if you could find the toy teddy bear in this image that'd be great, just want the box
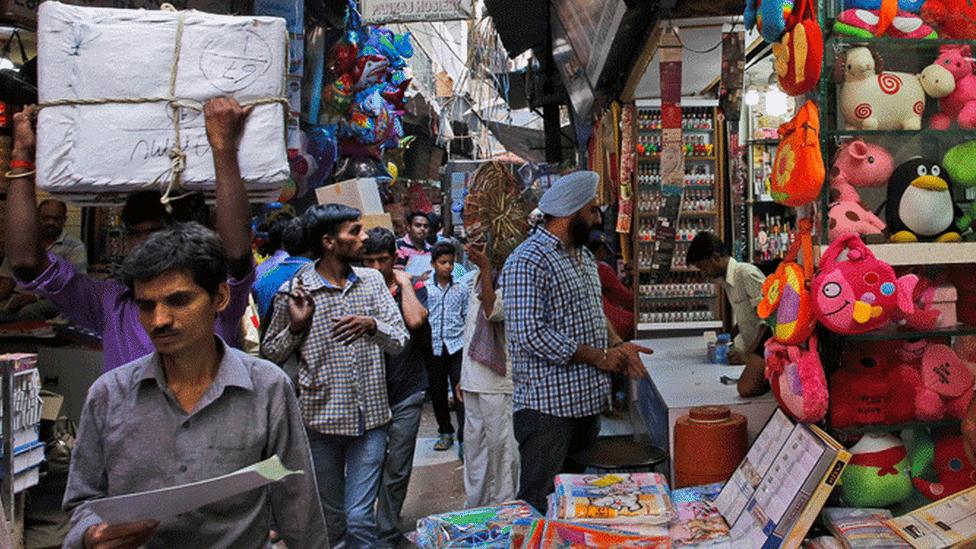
[836,47,927,130]
[912,436,976,500]
[828,140,892,242]
[914,343,975,420]
[830,342,918,428]
[919,46,976,129]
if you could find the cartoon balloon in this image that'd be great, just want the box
[306,126,338,190]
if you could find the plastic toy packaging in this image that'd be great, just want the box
[414,501,542,548]
[549,473,675,524]
[517,519,671,549]
[669,483,732,548]
[820,508,910,548]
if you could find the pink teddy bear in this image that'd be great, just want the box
[920,45,976,129]
[827,140,892,242]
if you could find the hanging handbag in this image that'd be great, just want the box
[772,0,824,96]
[770,101,826,206]
[757,219,816,345]
[813,234,917,334]
[764,335,828,423]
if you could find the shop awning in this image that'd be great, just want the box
[483,0,547,58]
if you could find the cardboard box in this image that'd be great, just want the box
[36,2,288,203]
[361,213,393,232]
[315,178,384,214]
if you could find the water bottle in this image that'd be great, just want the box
[715,334,732,365]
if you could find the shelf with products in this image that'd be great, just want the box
[631,102,726,334]
[636,106,716,133]
[638,320,725,331]
[841,324,976,342]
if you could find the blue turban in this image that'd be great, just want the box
[537,171,599,217]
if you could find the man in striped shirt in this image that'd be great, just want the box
[501,171,652,512]
[262,204,409,548]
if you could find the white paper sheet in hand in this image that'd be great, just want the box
[84,455,300,525]
[36,2,289,203]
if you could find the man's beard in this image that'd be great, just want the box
[570,217,591,247]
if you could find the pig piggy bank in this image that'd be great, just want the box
[814,234,917,334]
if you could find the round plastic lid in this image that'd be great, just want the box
[689,405,731,422]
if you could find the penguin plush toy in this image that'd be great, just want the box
[886,157,963,242]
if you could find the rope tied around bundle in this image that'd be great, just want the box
[37,3,289,211]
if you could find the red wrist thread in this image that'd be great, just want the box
[9,159,34,170]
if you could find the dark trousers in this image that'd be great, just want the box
[429,347,464,441]
[514,409,601,513]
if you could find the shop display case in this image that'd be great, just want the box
[807,1,976,460]
[632,99,726,333]
[741,55,798,264]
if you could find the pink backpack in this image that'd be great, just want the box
[813,234,917,334]
[765,336,828,423]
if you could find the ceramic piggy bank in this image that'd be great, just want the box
[814,234,917,334]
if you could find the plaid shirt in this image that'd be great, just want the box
[500,228,610,417]
[261,264,409,436]
[428,273,472,356]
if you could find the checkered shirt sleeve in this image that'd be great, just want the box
[261,267,408,436]
[500,230,610,418]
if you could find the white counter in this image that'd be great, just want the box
[634,335,779,483]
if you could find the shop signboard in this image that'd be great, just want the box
[362,0,473,24]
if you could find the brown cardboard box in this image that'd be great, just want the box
[0,0,245,30]
[315,178,385,215]
[361,213,393,232]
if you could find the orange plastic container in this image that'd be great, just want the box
[673,406,748,488]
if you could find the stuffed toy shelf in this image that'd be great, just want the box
[826,129,976,139]
[839,323,976,341]
[829,418,960,437]
[816,242,976,266]
[827,35,976,49]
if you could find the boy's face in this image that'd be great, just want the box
[433,253,455,280]
[362,251,395,280]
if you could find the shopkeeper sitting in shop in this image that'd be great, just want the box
[687,232,770,397]
[62,223,328,549]
[587,230,634,340]
[4,99,255,372]
[0,198,87,322]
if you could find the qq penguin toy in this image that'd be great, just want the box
[885,158,963,242]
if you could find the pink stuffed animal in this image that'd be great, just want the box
[919,45,976,129]
[915,343,975,420]
[828,140,892,242]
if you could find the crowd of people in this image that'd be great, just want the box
[2,100,652,549]
[8,98,975,549]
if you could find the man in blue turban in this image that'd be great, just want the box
[499,171,652,512]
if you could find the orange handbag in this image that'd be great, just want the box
[770,101,825,207]
[757,219,817,345]
[773,0,824,96]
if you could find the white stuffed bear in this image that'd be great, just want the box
[837,47,926,130]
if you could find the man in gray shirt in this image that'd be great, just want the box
[62,221,328,548]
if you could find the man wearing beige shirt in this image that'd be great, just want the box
[688,232,770,397]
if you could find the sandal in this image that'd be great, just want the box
[434,433,454,451]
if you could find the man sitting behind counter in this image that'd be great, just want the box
[687,232,770,397]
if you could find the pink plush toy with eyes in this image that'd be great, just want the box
[919,45,976,129]
[828,140,893,242]
[813,234,918,334]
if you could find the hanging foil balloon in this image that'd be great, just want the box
[306,125,338,190]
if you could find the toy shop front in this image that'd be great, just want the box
[416,3,976,548]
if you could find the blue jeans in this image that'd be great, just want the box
[307,424,388,549]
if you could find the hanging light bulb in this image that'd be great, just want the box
[765,86,789,116]
[0,58,13,71]
[744,89,760,106]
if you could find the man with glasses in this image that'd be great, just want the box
[4,98,255,372]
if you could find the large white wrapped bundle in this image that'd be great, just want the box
[36,1,288,204]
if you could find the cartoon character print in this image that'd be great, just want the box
[590,493,644,514]
[814,236,917,334]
